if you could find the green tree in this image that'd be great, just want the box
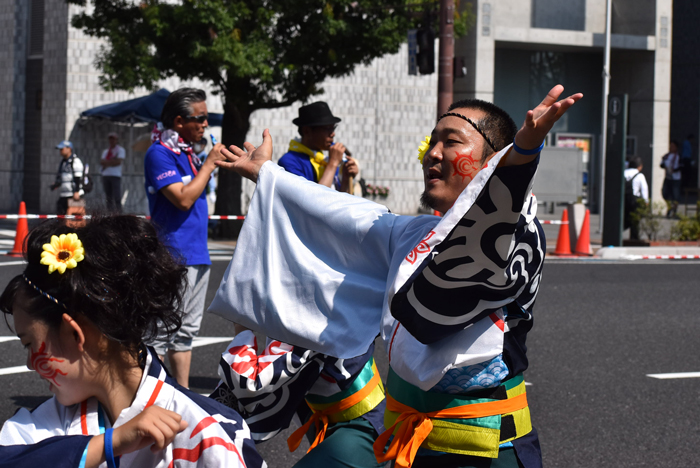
[68,0,472,234]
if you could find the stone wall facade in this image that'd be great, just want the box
[0,0,28,211]
[4,4,437,216]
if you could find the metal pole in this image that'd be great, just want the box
[437,0,454,117]
[598,0,612,233]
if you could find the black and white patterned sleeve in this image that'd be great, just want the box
[390,157,545,344]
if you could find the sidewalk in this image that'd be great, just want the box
[539,204,700,259]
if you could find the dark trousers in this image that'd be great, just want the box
[103,176,122,213]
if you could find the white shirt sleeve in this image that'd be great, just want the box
[637,175,649,202]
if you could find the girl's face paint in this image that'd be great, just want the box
[13,299,91,407]
[29,342,67,386]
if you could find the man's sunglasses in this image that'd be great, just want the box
[184,114,208,124]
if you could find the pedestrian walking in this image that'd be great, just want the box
[624,157,649,240]
[661,141,682,217]
[50,140,83,215]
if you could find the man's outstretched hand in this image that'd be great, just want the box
[514,84,583,151]
[216,129,273,183]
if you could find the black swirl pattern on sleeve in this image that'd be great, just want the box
[390,159,545,344]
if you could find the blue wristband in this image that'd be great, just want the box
[512,140,544,156]
[104,428,120,468]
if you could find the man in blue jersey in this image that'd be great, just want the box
[144,88,224,388]
[278,101,359,192]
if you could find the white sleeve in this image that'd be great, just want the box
[72,158,84,178]
[100,149,108,160]
[118,146,126,159]
[0,399,67,445]
[208,161,402,359]
[639,176,649,202]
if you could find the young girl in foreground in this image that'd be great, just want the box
[0,216,265,468]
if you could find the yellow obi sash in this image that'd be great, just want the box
[288,140,327,182]
[287,358,385,453]
[373,369,531,468]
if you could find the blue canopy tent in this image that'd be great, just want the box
[80,88,223,126]
[76,89,223,213]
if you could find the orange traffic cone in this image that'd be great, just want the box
[8,201,28,257]
[553,210,573,256]
[575,209,592,256]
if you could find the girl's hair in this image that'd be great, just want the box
[0,215,187,357]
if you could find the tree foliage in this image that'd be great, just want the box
[70,1,447,111]
[68,0,473,232]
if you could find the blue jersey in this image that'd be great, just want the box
[144,142,210,266]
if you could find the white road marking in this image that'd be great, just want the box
[647,372,700,379]
[0,261,27,267]
[210,255,233,261]
[0,229,16,237]
[191,337,233,348]
[0,365,30,376]
[0,337,19,343]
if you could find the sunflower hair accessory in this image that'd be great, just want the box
[22,275,67,310]
[40,233,85,274]
[417,136,431,164]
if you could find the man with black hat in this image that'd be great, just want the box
[279,101,359,192]
[51,140,84,215]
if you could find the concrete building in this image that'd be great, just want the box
[0,0,436,217]
[2,0,679,218]
[456,0,673,211]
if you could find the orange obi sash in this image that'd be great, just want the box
[287,358,384,453]
[373,371,530,468]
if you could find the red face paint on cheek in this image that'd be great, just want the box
[451,151,481,181]
[30,342,67,386]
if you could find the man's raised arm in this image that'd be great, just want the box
[501,84,583,167]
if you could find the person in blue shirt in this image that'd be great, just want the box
[143,88,225,388]
[278,101,359,192]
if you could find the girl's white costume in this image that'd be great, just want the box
[0,347,265,468]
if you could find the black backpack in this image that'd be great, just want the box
[624,172,642,211]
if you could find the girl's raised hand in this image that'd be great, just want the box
[216,129,273,183]
[113,405,188,454]
[85,406,188,468]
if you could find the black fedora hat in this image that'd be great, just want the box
[293,101,342,127]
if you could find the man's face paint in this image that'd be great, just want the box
[421,108,490,213]
[30,342,67,386]
[451,150,482,182]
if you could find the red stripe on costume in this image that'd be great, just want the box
[80,400,88,435]
[168,437,245,468]
[190,416,217,439]
[145,380,164,408]
[489,312,505,332]
[388,324,401,362]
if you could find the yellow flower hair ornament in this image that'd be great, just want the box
[417,135,431,164]
[40,233,85,274]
